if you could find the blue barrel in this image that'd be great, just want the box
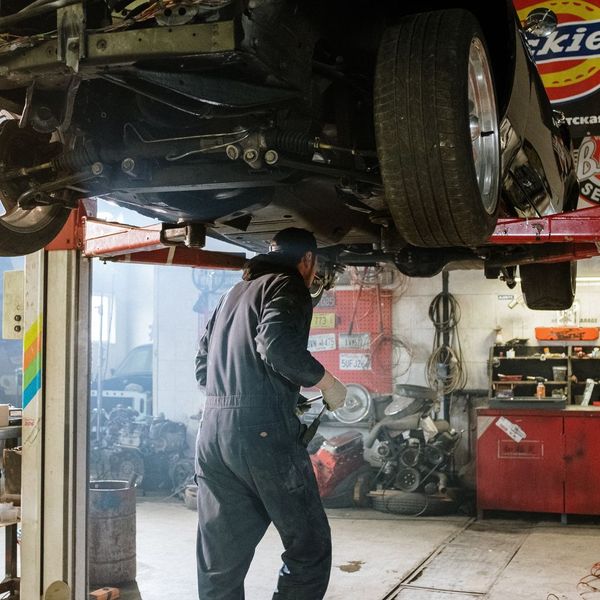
[88,480,136,585]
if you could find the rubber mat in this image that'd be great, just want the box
[385,523,528,598]
[393,591,482,599]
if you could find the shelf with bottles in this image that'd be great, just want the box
[567,346,600,405]
[489,345,570,402]
[490,345,567,377]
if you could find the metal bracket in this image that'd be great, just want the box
[57,3,87,72]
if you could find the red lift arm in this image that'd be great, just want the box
[45,206,246,270]
[46,203,600,268]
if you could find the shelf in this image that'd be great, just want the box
[490,345,588,406]
[0,427,21,441]
[493,380,567,384]
[0,521,18,528]
[496,356,567,360]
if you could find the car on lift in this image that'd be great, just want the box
[0,0,579,309]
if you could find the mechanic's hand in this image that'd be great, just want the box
[317,371,347,411]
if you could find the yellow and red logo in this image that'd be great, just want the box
[515,0,600,103]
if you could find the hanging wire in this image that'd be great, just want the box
[578,562,600,598]
[425,292,467,393]
[348,265,407,294]
[371,333,413,378]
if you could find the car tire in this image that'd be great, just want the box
[0,119,70,256]
[371,490,458,516]
[374,9,500,247]
[520,261,577,311]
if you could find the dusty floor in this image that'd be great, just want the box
[101,497,600,600]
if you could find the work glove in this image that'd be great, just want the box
[317,371,347,411]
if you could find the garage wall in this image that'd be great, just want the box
[392,257,600,391]
[153,259,244,451]
[91,260,154,377]
[154,266,206,450]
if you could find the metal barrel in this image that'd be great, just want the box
[88,480,136,585]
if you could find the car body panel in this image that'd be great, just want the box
[0,0,578,278]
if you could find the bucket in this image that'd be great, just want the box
[88,480,136,585]
[552,366,567,381]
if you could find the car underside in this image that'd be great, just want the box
[0,0,581,309]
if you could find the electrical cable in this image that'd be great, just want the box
[578,562,600,598]
[425,292,467,394]
[371,333,412,378]
[0,0,82,30]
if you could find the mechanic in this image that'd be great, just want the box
[195,227,347,600]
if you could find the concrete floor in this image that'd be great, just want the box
[114,497,600,600]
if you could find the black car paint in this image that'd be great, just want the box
[0,0,577,277]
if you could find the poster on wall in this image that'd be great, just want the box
[576,135,600,202]
[514,0,600,134]
[514,0,600,205]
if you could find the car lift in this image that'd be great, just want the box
[18,206,245,599]
[16,203,600,599]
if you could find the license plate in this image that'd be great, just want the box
[307,333,336,352]
[311,312,336,329]
[339,333,371,350]
[339,353,371,371]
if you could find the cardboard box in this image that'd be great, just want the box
[2,447,21,495]
[0,405,9,428]
[90,588,120,600]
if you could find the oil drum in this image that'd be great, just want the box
[88,480,136,585]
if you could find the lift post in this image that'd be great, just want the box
[21,249,90,599]
[19,207,245,598]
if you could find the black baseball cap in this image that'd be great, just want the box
[269,228,317,262]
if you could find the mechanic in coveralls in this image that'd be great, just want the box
[195,227,347,600]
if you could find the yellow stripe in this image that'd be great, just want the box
[23,315,42,351]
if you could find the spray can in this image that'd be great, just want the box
[536,380,546,398]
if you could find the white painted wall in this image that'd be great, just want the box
[153,265,204,450]
[91,260,154,379]
[153,264,243,451]
[392,257,600,391]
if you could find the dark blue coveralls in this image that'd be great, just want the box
[195,254,332,600]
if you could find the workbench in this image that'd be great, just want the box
[477,407,600,522]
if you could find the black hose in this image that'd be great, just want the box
[0,0,82,30]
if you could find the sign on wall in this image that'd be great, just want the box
[576,135,600,203]
[514,0,600,205]
[514,0,600,129]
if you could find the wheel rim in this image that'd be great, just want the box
[0,204,61,232]
[0,119,63,233]
[332,383,371,424]
[468,37,500,215]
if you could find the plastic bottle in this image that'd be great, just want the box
[536,381,545,398]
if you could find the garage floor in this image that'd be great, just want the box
[105,497,600,600]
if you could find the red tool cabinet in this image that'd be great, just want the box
[477,407,600,518]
